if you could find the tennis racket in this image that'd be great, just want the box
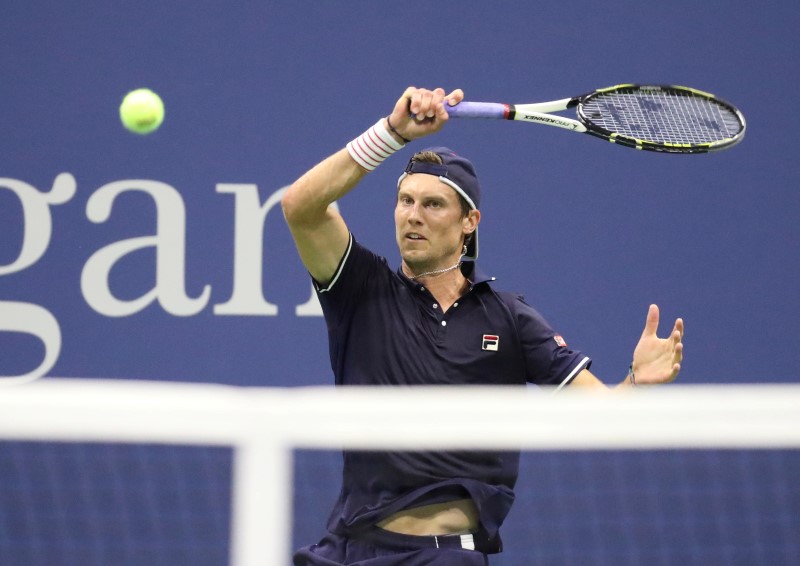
[445,84,746,154]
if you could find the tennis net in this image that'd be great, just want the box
[0,380,798,564]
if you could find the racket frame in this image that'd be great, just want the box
[446,84,746,154]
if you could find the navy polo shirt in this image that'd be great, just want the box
[315,235,591,540]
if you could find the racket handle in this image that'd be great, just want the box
[445,101,508,120]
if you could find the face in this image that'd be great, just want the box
[395,173,479,272]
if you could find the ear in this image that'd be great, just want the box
[463,209,480,235]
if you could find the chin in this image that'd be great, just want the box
[400,252,428,270]
[399,245,425,260]
[401,253,422,267]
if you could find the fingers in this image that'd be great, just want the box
[641,304,660,337]
[389,86,463,141]
[673,317,685,339]
[671,323,684,380]
[642,306,685,339]
[672,318,684,360]
[674,330,684,358]
[408,87,446,120]
[445,88,465,106]
[394,86,419,117]
[403,87,463,119]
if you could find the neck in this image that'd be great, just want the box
[403,260,470,310]
[407,260,461,281]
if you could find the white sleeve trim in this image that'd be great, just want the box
[553,356,591,392]
[315,233,353,294]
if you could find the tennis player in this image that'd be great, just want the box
[283,86,684,565]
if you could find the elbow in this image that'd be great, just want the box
[280,184,303,225]
[281,183,327,228]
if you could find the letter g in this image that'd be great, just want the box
[0,173,76,384]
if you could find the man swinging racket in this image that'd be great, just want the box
[282,86,684,565]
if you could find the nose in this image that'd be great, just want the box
[406,202,423,224]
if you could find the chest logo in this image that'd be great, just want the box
[482,334,500,351]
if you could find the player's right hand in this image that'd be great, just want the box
[387,86,464,142]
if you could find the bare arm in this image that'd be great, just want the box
[570,304,684,390]
[281,149,365,285]
[281,86,464,285]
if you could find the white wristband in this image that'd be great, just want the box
[346,118,405,172]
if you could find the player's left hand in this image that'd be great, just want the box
[631,304,684,385]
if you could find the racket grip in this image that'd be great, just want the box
[445,101,508,120]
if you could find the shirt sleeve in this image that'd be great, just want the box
[510,295,592,389]
[313,234,388,332]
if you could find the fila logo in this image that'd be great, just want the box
[554,335,567,348]
[482,334,500,351]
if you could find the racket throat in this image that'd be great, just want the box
[509,105,587,132]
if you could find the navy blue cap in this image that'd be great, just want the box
[397,146,481,260]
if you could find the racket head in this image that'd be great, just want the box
[576,85,746,153]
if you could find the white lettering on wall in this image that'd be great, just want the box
[0,301,62,385]
[81,180,211,317]
[1,173,329,380]
[0,173,76,383]
[213,183,280,315]
[213,184,324,317]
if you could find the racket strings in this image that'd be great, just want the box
[581,88,743,146]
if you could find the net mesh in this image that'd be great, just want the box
[0,442,232,565]
[513,449,799,565]
[293,448,800,565]
[580,86,745,146]
[0,380,798,565]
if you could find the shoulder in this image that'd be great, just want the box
[493,289,525,307]
[315,235,391,294]
[486,287,557,337]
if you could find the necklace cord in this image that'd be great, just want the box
[409,261,462,281]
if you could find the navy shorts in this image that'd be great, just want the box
[293,528,491,565]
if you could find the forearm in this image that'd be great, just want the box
[281,148,367,227]
[281,117,408,284]
[282,113,410,226]
[569,368,634,390]
[280,86,462,284]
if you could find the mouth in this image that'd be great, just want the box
[405,232,427,242]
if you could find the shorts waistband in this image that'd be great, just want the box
[358,526,502,554]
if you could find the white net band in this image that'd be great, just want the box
[1,379,799,564]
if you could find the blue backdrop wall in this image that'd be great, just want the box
[2,1,799,564]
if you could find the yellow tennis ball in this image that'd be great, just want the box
[119,88,164,134]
